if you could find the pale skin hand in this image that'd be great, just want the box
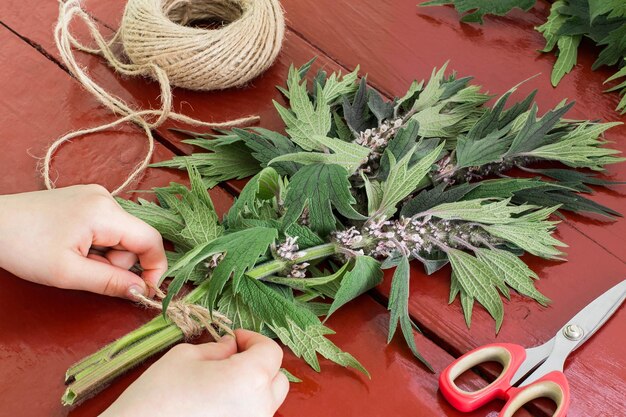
[0,184,167,299]
[101,330,290,417]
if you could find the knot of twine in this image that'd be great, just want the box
[135,287,234,340]
[47,0,285,195]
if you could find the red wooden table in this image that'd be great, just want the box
[0,1,624,416]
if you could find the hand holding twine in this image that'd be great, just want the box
[132,286,234,340]
[47,0,285,195]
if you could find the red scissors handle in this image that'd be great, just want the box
[439,343,570,416]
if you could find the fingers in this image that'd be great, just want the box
[91,209,167,288]
[192,336,238,361]
[61,253,148,298]
[234,329,284,377]
[271,371,290,406]
[87,250,138,270]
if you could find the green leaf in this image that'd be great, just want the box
[505,102,575,156]
[326,256,383,318]
[116,198,185,247]
[482,208,566,259]
[225,167,281,228]
[462,178,571,200]
[362,174,385,217]
[401,183,477,217]
[165,227,279,311]
[233,128,302,176]
[237,275,318,328]
[151,140,260,187]
[528,121,624,170]
[368,88,395,122]
[343,77,373,133]
[536,1,569,52]
[425,198,534,224]
[376,142,445,218]
[270,135,371,174]
[551,35,582,86]
[447,249,504,331]
[274,65,332,151]
[282,164,366,235]
[475,248,550,306]
[272,320,369,376]
[217,283,265,332]
[387,256,432,369]
[281,368,302,383]
[421,0,536,24]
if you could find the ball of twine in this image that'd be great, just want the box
[46,0,285,195]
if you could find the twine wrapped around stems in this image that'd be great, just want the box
[133,286,234,340]
[46,0,285,195]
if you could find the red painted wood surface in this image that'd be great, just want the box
[0,20,521,417]
[0,0,624,416]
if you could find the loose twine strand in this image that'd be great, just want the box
[135,286,234,340]
[47,0,285,195]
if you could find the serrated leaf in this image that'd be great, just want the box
[274,65,332,151]
[272,320,369,376]
[368,88,395,122]
[483,209,566,259]
[234,128,302,176]
[551,35,582,86]
[462,178,571,200]
[117,198,185,247]
[343,77,373,133]
[505,102,575,156]
[536,1,569,52]
[376,143,445,218]
[217,283,265,332]
[475,248,550,306]
[165,227,279,311]
[151,140,260,187]
[425,198,534,224]
[225,167,281,228]
[270,135,370,174]
[447,249,504,331]
[528,121,624,170]
[281,368,302,383]
[326,256,383,318]
[421,0,535,24]
[282,164,366,235]
[387,256,432,369]
[401,183,477,217]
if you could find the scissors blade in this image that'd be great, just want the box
[519,279,626,387]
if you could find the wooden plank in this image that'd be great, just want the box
[0,25,529,417]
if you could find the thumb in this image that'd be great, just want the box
[62,253,148,299]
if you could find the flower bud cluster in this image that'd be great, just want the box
[355,118,404,170]
[437,156,537,185]
[273,236,310,278]
[333,216,501,260]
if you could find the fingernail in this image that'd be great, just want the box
[128,285,145,298]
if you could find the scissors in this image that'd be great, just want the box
[439,279,626,417]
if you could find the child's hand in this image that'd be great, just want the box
[102,329,290,417]
[0,185,167,299]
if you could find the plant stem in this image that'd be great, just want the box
[63,241,342,405]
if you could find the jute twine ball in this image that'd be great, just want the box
[45,0,285,195]
[119,0,285,90]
